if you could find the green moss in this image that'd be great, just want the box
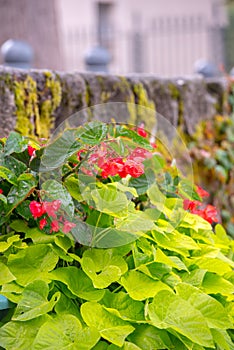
[132,83,156,130]
[13,73,62,139]
[14,76,40,137]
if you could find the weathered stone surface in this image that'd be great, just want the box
[0,66,226,138]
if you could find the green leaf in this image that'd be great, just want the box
[1,281,24,303]
[64,175,82,201]
[40,128,81,170]
[211,329,234,350]
[129,173,155,195]
[176,283,232,329]
[7,244,59,286]
[115,211,155,233]
[13,280,60,321]
[16,200,32,220]
[32,314,100,350]
[120,270,171,301]
[148,290,214,348]
[3,155,27,177]
[81,302,135,347]
[49,266,104,301]
[77,121,108,145]
[178,179,200,200]
[152,229,200,256]
[41,179,74,217]
[189,256,233,275]
[4,132,27,156]
[114,126,152,150]
[91,185,129,217]
[54,292,82,320]
[202,272,234,296]
[128,325,173,350]
[7,174,37,214]
[0,315,49,350]
[0,234,21,253]
[0,166,17,185]
[81,249,128,288]
[101,291,145,322]
[0,262,16,285]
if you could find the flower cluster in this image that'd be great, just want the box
[100,147,151,179]
[183,186,219,224]
[29,200,76,233]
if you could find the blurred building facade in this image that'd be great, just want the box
[0,0,228,75]
[56,0,228,76]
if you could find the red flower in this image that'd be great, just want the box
[123,160,144,178]
[50,220,60,233]
[196,185,209,198]
[183,199,201,211]
[39,218,47,230]
[62,220,76,233]
[43,200,61,218]
[28,145,36,157]
[0,189,3,194]
[137,127,148,138]
[203,204,219,224]
[29,201,46,218]
[101,158,124,178]
[150,141,157,149]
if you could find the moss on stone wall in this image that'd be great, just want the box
[168,83,184,127]
[132,83,156,131]
[13,72,62,139]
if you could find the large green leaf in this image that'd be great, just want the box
[120,270,171,301]
[41,179,74,217]
[81,249,128,288]
[40,128,81,170]
[81,302,135,347]
[100,291,145,322]
[148,290,214,348]
[91,185,129,218]
[6,173,37,214]
[0,262,16,285]
[4,132,28,156]
[128,325,173,350]
[0,281,24,303]
[3,155,27,177]
[32,314,100,350]
[7,244,59,286]
[13,280,60,321]
[0,315,49,350]
[0,166,17,185]
[115,211,155,233]
[152,229,200,257]
[76,121,108,145]
[202,272,234,296]
[175,283,232,329]
[211,329,234,350]
[49,266,104,301]
[54,292,82,320]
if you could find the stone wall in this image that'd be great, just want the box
[0,66,226,138]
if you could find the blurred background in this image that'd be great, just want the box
[0,0,233,76]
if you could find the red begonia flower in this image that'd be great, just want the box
[39,218,47,230]
[128,147,152,163]
[123,160,144,178]
[43,200,61,218]
[50,220,60,233]
[28,145,36,157]
[196,185,209,198]
[137,127,148,138]
[0,189,3,194]
[183,199,201,211]
[29,201,46,218]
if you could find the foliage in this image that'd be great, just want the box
[188,112,234,238]
[0,122,233,349]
